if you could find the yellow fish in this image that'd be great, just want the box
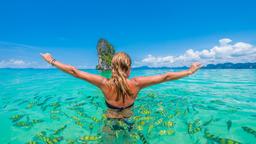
[204,130,241,144]
[80,135,100,141]
[26,102,36,109]
[10,114,25,122]
[91,116,100,122]
[130,133,139,139]
[14,121,32,128]
[53,125,67,135]
[148,124,154,134]
[138,132,148,144]
[136,125,143,131]
[75,120,84,127]
[159,129,175,135]
[140,116,152,121]
[137,120,146,126]
[32,119,44,124]
[51,137,63,143]
[141,109,151,115]
[133,116,141,121]
[71,116,80,121]
[155,118,163,125]
[164,121,174,127]
[26,141,37,144]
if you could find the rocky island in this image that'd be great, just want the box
[96,38,115,70]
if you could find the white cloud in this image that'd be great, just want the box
[0,42,94,69]
[0,59,94,69]
[136,38,256,67]
[0,59,51,68]
[219,38,232,46]
[142,54,174,63]
[11,59,25,65]
[0,59,33,68]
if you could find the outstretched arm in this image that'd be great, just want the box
[40,53,107,88]
[131,62,201,89]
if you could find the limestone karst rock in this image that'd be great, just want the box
[96,39,115,70]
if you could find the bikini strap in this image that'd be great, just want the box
[105,100,134,111]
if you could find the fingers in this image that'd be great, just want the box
[198,64,203,68]
[193,62,201,67]
[39,53,51,56]
[191,62,202,71]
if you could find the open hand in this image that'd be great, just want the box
[189,62,202,74]
[40,53,54,63]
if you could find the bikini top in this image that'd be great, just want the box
[105,100,134,111]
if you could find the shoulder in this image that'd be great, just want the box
[130,77,138,84]
[130,77,141,89]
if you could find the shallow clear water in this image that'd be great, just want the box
[0,69,256,144]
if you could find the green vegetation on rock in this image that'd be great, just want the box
[96,38,115,70]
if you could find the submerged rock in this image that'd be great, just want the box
[96,38,115,70]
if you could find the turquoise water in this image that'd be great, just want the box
[0,69,256,144]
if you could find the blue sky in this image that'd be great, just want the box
[0,0,255,68]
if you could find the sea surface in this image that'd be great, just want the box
[0,68,256,144]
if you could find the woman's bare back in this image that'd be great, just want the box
[101,79,139,108]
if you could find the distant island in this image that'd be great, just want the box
[202,62,256,69]
[96,39,115,70]
[133,62,256,69]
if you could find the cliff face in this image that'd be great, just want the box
[96,39,115,70]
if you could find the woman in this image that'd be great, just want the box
[40,52,201,142]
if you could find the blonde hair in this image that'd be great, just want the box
[106,52,133,103]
